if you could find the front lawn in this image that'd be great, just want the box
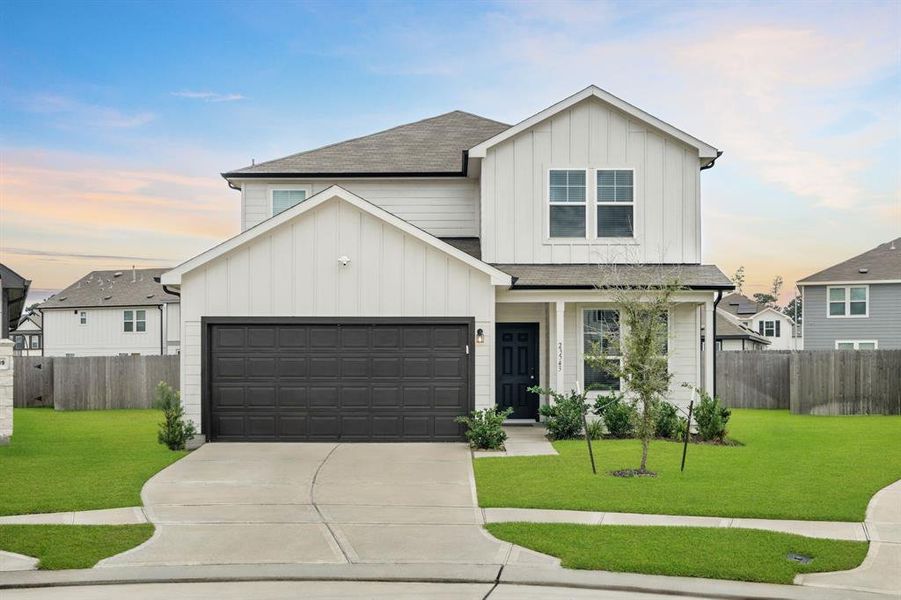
[474,410,901,521]
[0,409,185,516]
[487,523,868,584]
[0,525,154,569]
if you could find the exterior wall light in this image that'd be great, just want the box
[476,328,484,344]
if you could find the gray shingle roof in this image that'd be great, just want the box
[225,111,510,177]
[719,293,764,317]
[440,238,481,260]
[798,237,901,284]
[39,268,179,310]
[492,264,733,289]
[709,310,771,344]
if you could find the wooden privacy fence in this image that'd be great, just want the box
[13,355,179,410]
[715,350,901,415]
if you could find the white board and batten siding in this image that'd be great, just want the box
[179,197,496,429]
[241,179,480,237]
[42,306,179,357]
[480,96,701,264]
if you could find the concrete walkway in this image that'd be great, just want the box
[96,442,558,569]
[0,507,146,526]
[473,425,557,458]
[485,508,868,541]
[796,479,901,595]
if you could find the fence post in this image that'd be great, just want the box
[789,352,799,414]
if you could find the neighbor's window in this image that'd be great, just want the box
[828,286,868,317]
[30,336,39,349]
[836,340,877,350]
[123,309,146,332]
[272,190,307,216]
[79,311,87,325]
[597,170,634,237]
[549,169,586,238]
[12,335,24,350]
[583,309,620,391]
[759,320,780,337]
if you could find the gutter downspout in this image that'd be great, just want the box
[712,290,724,397]
[700,150,724,171]
[158,305,164,356]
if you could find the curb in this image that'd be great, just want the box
[0,563,890,600]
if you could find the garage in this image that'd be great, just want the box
[204,318,474,442]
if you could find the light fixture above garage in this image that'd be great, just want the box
[338,256,350,266]
[476,328,484,344]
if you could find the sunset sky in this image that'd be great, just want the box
[1,0,898,304]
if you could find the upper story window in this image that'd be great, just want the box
[124,309,146,333]
[12,335,24,350]
[548,169,586,238]
[759,320,780,337]
[272,190,307,216]
[827,285,868,318]
[583,309,620,391]
[597,170,634,238]
[29,335,40,349]
[79,311,87,325]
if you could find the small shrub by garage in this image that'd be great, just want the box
[456,407,513,449]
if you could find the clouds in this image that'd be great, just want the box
[171,91,246,102]
[24,94,155,129]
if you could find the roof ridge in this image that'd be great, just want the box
[224,110,508,175]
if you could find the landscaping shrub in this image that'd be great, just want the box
[531,387,587,440]
[654,402,680,439]
[593,393,636,439]
[154,382,197,451]
[584,418,605,441]
[691,387,731,442]
[455,407,513,449]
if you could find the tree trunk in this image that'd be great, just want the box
[640,436,649,472]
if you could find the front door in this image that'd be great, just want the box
[495,323,539,420]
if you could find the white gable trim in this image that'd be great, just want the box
[469,85,720,162]
[751,306,796,324]
[161,185,512,286]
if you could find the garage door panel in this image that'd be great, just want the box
[208,321,471,442]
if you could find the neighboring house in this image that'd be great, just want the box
[718,293,802,350]
[39,268,180,357]
[161,85,733,442]
[797,237,901,350]
[0,264,30,340]
[10,313,42,356]
[701,309,771,351]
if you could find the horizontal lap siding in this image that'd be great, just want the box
[481,96,701,264]
[181,198,495,429]
[803,284,901,350]
[242,179,479,237]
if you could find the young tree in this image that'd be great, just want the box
[731,266,745,294]
[584,271,680,475]
[752,291,777,307]
[770,275,784,300]
[783,295,802,324]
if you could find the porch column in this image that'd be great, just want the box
[704,297,715,394]
[555,301,565,392]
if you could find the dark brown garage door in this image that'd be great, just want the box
[205,319,473,442]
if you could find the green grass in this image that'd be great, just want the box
[486,523,868,584]
[0,524,154,569]
[0,409,186,516]
[475,410,901,521]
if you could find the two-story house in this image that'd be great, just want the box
[39,268,180,356]
[798,237,900,350]
[10,312,42,356]
[718,293,801,350]
[161,86,733,442]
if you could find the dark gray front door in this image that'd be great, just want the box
[496,323,539,420]
[205,319,473,442]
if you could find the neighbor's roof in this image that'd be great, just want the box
[224,111,509,178]
[797,237,901,285]
[15,312,42,329]
[719,293,764,317]
[39,268,179,310]
[711,310,771,345]
[493,264,733,290]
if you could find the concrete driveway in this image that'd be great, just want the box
[100,443,555,568]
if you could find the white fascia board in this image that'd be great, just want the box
[161,185,512,286]
[752,306,795,324]
[796,279,901,286]
[468,85,720,160]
